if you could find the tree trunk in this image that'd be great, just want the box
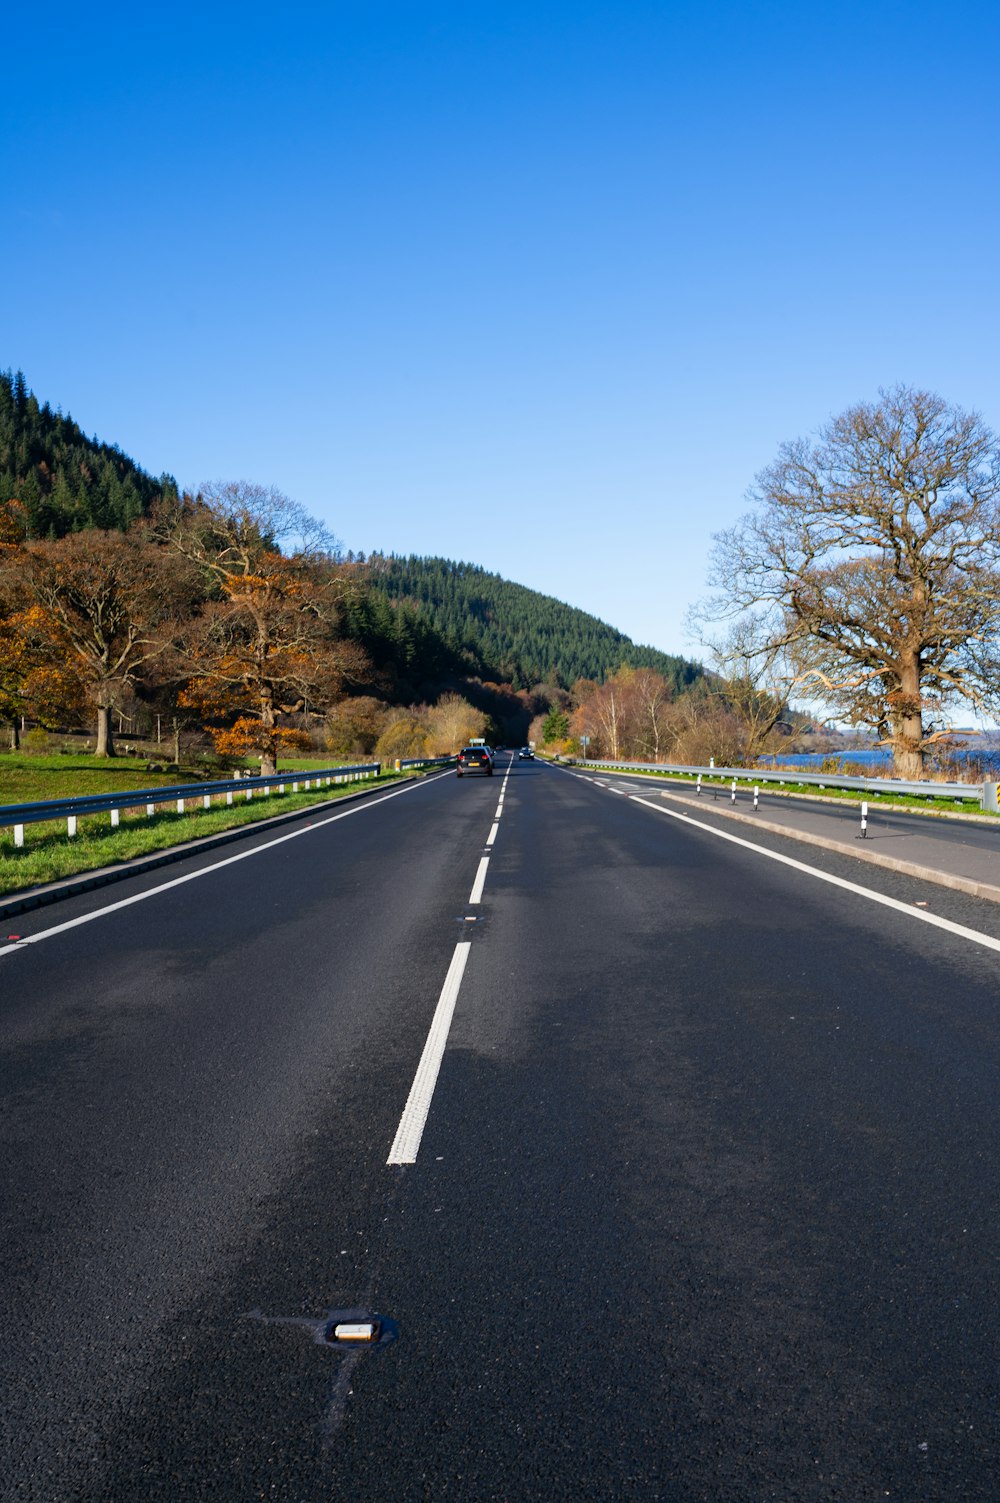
[8,719,18,750]
[891,655,924,779]
[95,705,116,757]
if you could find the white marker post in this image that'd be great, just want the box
[753,785,759,811]
[731,779,737,804]
[860,801,868,840]
[696,774,702,795]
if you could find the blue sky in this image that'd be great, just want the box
[5,1,999,663]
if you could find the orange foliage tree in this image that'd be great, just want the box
[0,519,189,755]
[161,482,370,775]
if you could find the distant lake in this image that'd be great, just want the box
[759,747,1000,776]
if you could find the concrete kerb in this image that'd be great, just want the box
[654,786,1000,907]
[0,773,430,922]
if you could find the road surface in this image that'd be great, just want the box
[3,755,1000,1500]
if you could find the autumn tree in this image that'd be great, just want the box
[426,693,487,754]
[325,695,389,758]
[700,387,1000,777]
[625,668,674,760]
[0,523,191,756]
[160,481,370,775]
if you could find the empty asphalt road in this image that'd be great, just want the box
[3,756,1000,1501]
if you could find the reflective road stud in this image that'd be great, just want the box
[332,1321,380,1343]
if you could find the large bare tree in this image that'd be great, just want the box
[700,387,1000,777]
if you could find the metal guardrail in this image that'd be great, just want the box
[567,757,999,810]
[0,762,383,848]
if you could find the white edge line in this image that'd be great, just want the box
[630,795,1000,956]
[0,778,440,960]
[387,941,472,1164]
[469,856,490,904]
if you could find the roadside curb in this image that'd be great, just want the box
[0,775,424,923]
[653,787,1000,907]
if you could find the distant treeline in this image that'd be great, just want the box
[371,555,702,692]
[0,369,179,536]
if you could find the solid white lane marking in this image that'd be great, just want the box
[387,941,471,1165]
[486,822,500,846]
[469,856,490,904]
[0,778,445,960]
[630,796,1000,956]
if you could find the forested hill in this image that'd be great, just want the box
[0,369,178,536]
[371,555,703,691]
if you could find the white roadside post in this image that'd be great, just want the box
[14,823,24,848]
[753,785,759,811]
[67,816,77,838]
[696,774,702,795]
[731,779,737,804]
[110,808,120,829]
[146,802,154,818]
[860,801,868,839]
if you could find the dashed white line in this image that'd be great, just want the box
[486,822,500,846]
[386,942,471,1165]
[469,856,490,904]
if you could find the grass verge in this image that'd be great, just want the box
[0,772,410,898]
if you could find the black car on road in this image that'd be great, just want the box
[457,746,494,776]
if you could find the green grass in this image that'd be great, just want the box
[0,753,411,898]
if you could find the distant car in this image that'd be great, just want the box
[518,746,534,760]
[457,746,494,776]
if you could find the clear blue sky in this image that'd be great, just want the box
[5,1,999,662]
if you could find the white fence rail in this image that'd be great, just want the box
[567,757,1000,811]
[0,763,384,849]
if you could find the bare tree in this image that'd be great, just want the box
[698,387,1000,776]
[699,622,790,765]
